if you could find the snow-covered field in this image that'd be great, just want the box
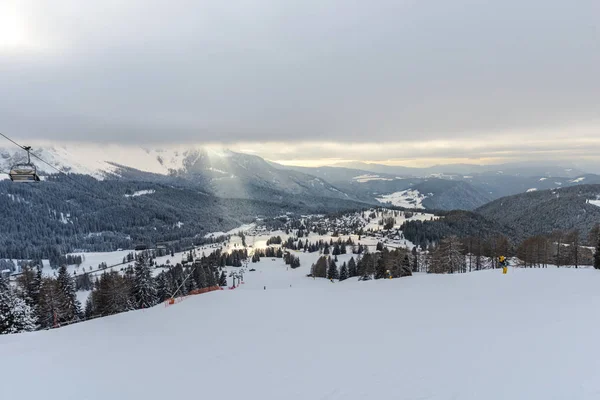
[2,265,600,399]
[124,189,156,197]
[352,174,393,182]
[589,199,600,208]
[376,189,427,209]
[204,223,256,238]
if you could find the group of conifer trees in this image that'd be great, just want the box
[1,263,81,334]
[0,251,233,335]
[85,255,227,319]
[310,247,413,281]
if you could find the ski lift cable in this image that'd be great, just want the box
[0,131,112,200]
[170,266,195,300]
[0,131,28,151]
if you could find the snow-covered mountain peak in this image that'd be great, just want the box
[0,143,238,179]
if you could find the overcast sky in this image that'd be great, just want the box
[1,0,598,168]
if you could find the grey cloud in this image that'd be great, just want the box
[239,132,600,171]
[1,0,598,146]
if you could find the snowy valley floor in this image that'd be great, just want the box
[2,265,600,400]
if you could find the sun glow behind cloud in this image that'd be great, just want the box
[224,123,600,167]
[0,6,30,49]
[0,3,60,53]
[1,0,597,174]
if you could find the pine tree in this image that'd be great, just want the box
[339,262,348,281]
[291,256,300,269]
[84,296,94,319]
[94,272,134,316]
[348,257,357,277]
[194,265,208,289]
[327,259,339,280]
[0,276,37,334]
[411,247,419,273]
[360,251,375,279]
[16,266,41,308]
[219,271,228,287]
[375,255,387,279]
[56,265,82,322]
[402,254,411,275]
[156,272,172,301]
[37,278,61,328]
[132,255,158,309]
[312,256,328,278]
[185,274,197,293]
[204,267,216,287]
[332,244,340,256]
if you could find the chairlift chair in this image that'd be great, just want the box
[9,146,40,182]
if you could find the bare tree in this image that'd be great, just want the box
[431,236,464,274]
[566,230,580,268]
[552,230,565,268]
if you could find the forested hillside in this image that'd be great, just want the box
[401,210,517,250]
[0,175,366,259]
[476,184,600,240]
[415,180,492,210]
[401,185,600,267]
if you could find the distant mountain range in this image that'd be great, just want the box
[278,162,600,210]
[1,143,599,258]
[1,144,598,211]
[330,160,588,179]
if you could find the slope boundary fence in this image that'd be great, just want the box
[164,285,223,307]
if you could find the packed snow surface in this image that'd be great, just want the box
[3,267,600,399]
[527,188,537,192]
[571,177,586,183]
[376,189,426,209]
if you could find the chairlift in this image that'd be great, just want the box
[9,146,40,182]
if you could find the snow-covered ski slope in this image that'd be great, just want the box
[3,266,600,400]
